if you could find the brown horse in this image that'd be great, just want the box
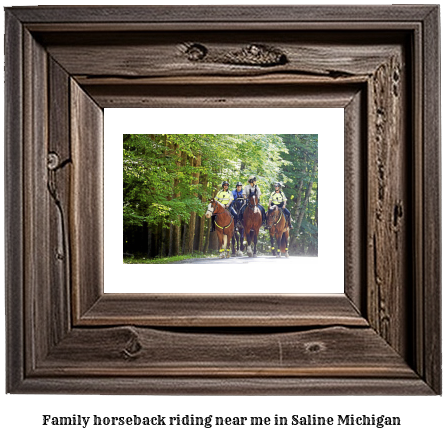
[205,198,235,258]
[266,205,290,257]
[242,189,262,257]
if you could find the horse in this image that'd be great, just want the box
[241,188,262,257]
[266,205,290,258]
[205,198,235,258]
[231,197,246,256]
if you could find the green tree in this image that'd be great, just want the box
[123,133,315,259]
[278,134,318,255]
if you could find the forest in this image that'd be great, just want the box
[123,134,318,261]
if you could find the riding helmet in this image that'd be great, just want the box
[274,182,282,188]
[236,181,242,187]
[222,181,229,187]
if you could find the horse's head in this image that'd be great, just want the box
[235,197,245,209]
[205,199,216,218]
[266,205,279,226]
[248,189,258,206]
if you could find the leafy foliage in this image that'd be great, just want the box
[279,134,318,254]
[123,134,318,257]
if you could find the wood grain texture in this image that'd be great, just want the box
[344,90,366,313]
[13,377,434,396]
[40,31,403,80]
[23,29,50,372]
[422,6,441,394]
[4,10,24,393]
[36,326,415,378]
[4,5,441,395]
[366,50,409,358]
[70,80,104,320]
[412,18,425,382]
[48,57,72,346]
[79,294,367,327]
[8,5,436,23]
[83,83,361,108]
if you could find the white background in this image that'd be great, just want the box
[106,108,344,294]
[1,1,442,437]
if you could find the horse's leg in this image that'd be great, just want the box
[276,233,282,258]
[246,228,253,257]
[238,228,244,256]
[275,230,281,257]
[283,231,289,257]
[240,228,245,252]
[248,229,256,258]
[253,230,258,258]
[226,233,233,258]
[217,231,225,258]
[270,233,276,256]
[223,234,227,255]
[231,233,236,257]
[280,230,285,255]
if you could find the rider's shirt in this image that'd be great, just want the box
[270,190,287,205]
[215,190,234,205]
[232,189,244,201]
[244,184,262,199]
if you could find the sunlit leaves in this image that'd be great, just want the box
[123,133,318,255]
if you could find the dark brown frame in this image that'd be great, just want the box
[5,6,441,394]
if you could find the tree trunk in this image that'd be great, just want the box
[203,218,210,253]
[186,220,196,254]
[293,178,304,224]
[147,226,152,258]
[173,143,185,256]
[186,153,201,254]
[142,221,148,256]
[193,219,200,251]
[168,223,174,256]
[294,180,314,238]
[209,227,218,251]
[160,225,166,258]
[182,224,187,255]
[198,215,205,252]
[198,173,208,252]
[162,135,174,257]
[156,222,162,258]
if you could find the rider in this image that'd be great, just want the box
[231,181,244,212]
[268,182,293,229]
[211,181,235,232]
[232,181,244,202]
[238,176,267,226]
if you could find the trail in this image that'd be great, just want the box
[171,255,296,264]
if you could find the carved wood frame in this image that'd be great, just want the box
[5,6,441,394]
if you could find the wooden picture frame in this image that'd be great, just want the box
[5,5,441,394]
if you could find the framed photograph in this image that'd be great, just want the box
[107,108,342,296]
[5,5,440,394]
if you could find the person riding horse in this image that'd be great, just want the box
[230,182,245,255]
[232,181,244,202]
[268,182,293,229]
[211,181,235,232]
[231,182,246,218]
[238,176,267,226]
